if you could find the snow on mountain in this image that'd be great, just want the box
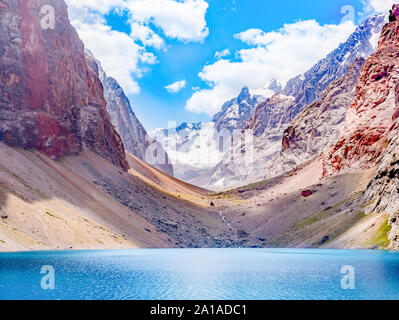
[212,86,267,132]
[263,57,366,179]
[207,14,386,189]
[150,86,271,185]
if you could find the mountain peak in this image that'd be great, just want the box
[238,86,250,103]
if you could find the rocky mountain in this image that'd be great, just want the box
[209,93,295,189]
[322,15,399,176]
[208,14,386,189]
[283,14,386,114]
[151,87,268,185]
[263,57,366,179]
[86,53,174,176]
[0,0,129,171]
[213,86,263,132]
[317,8,399,250]
[150,122,223,183]
[0,0,240,251]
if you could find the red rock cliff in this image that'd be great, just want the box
[323,7,399,176]
[0,0,129,170]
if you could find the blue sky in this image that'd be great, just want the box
[66,0,390,129]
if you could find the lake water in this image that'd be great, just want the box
[0,248,398,300]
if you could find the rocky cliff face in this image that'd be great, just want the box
[362,125,399,250]
[87,54,174,176]
[323,16,399,176]
[0,0,129,170]
[264,58,366,179]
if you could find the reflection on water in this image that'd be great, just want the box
[0,248,398,300]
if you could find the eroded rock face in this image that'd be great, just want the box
[86,53,174,176]
[362,125,399,249]
[0,0,129,170]
[323,15,399,176]
[264,58,366,179]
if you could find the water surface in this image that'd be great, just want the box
[0,248,398,300]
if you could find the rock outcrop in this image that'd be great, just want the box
[0,0,129,170]
[362,125,399,250]
[323,13,399,176]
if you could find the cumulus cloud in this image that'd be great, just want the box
[126,0,209,42]
[73,21,155,94]
[130,22,165,48]
[186,20,356,115]
[366,0,396,13]
[165,80,187,93]
[66,0,209,94]
[66,0,125,14]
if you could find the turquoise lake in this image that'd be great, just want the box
[0,248,398,300]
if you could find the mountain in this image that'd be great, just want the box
[213,86,263,132]
[322,15,399,176]
[319,12,399,248]
[283,14,386,113]
[150,122,223,184]
[0,0,128,171]
[150,87,268,186]
[263,57,366,179]
[86,53,174,176]
[0,0,239,251]
[207,14,386,189]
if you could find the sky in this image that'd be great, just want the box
[65,0,395,130]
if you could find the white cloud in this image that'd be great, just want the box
[130,22,165,48]
[72,21,155,94]
[186,20,356,115]
[165,80,187,93]
[126,0,209,42]
[66,0,125,14]
[66,0,209,94]
[215,49,231,59]
[367,0,396,13]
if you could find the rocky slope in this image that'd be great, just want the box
[0,0,242,251]
[361,125,399,250]
[209,94,295,189]
[86,54,174,176]
[263,58,366,179]
[0,0,129,171]
[0,142,239,251]
[320,10,399,249]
